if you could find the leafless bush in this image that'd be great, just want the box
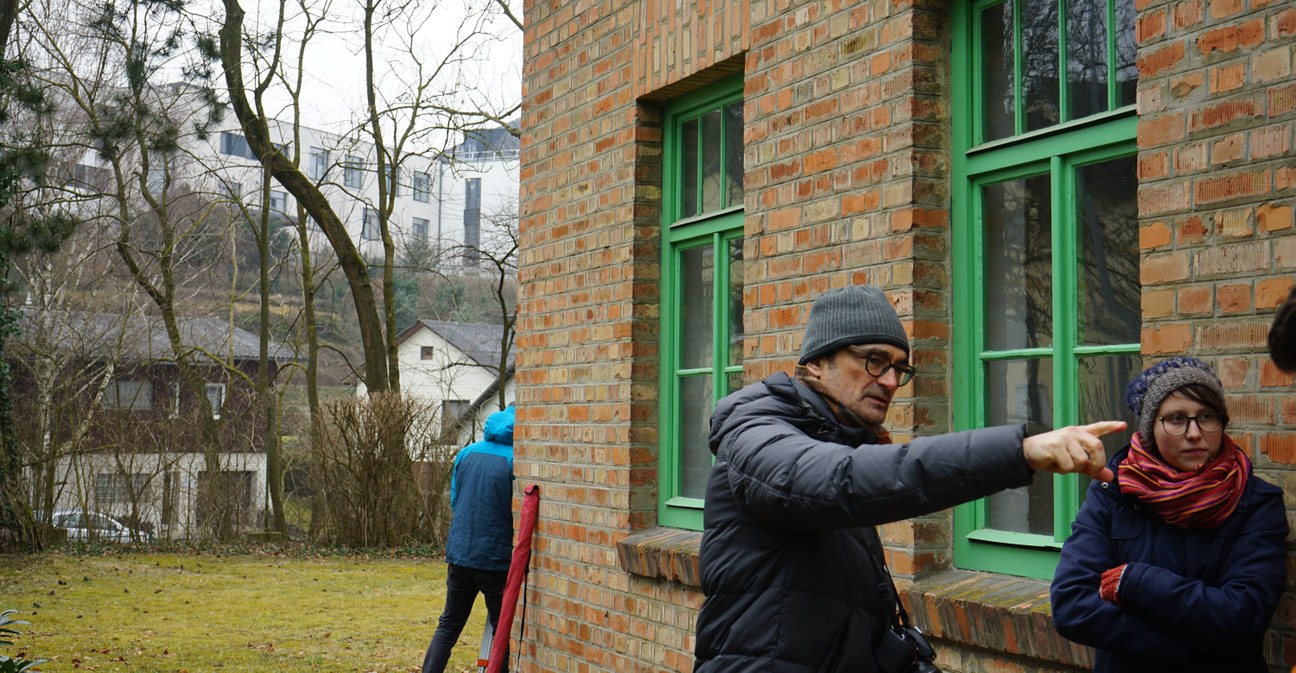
[308,392,455,547]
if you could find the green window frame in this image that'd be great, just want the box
[951,0,1140,579]
[658,78,745,531]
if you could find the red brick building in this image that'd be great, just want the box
[516,0,1295,670]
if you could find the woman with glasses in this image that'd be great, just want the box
[1050,357,1287,673]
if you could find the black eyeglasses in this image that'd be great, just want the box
[1158,410,1225,436]
[845,347,915,386]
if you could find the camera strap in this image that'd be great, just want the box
[863,527,913,631]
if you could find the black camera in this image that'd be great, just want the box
[875,624,942,673]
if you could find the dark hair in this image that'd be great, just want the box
[1269,286,1296,373]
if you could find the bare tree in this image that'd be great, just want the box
[12,0,276,540]
[0,0,79,550]
[214,0,519,394]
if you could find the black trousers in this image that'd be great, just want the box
[421,563,509,673]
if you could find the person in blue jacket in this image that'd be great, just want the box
[1051,357,1288,673]
[421,405,515,673]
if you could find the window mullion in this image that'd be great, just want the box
[1051,154,1079,542]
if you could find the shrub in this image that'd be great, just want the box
[308,393,454,547]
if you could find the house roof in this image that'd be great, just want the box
[15,307,294,364]
[400,319,515,370]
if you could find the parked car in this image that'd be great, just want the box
[48,510,153,543]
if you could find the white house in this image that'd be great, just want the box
[387,319,515,447]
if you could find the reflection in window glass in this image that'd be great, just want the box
[682,119,699,217]
[1115,0,1137,106]
[728,238,744,367]
[1078,155,1139,346]
[681,244,715,369]
[205,383,226,420]
[981,1,1015,141]
[725,102,745,208]
[701,109,724,212]
[984,175,1053,350]
[1078,355,1139,460]
[679,376,714,499]
[1022,0,1061,130]
[104,380,152,411]
[727,372,744,399]
[985,358,1054,534]
[1067,0,1108,121]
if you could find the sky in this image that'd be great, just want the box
[199,0,522,135]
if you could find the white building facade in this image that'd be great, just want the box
[205,118,520,268]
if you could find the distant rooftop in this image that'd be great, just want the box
[408,319,515,370]
[15,307,294,364]
[451,121,520,162]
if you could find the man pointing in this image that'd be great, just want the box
[693,283,1124,673]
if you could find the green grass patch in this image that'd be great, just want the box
[0,551,491,672]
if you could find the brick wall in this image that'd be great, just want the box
[1135,0,1296,665]
[518,0,1296,670]
[517,0,746,670]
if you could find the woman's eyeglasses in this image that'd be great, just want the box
[1158,411,1224,436]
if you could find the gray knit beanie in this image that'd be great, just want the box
[1124,356,1226,441]
[797,285,909,365]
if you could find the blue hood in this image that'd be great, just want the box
[483,406,515,446]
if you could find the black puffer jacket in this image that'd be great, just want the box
[694,373,1034,673]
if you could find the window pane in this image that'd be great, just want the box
[981,1,1016,141]
[106,380,152,411]
[680,244,716,369]
[1077,155,1139,345]
[678,374,714,499]
[725,102,744,208]
[1077,354,1139,464]
[727,371,744,399]
[1115,0,1137,106]
[985,357,1054,534]
[1066,0,1108,120]
[205,383,225,419]
[681,119,699,217]
[984,174,1053,350]
[701,110,724,213]
[1022,0,1061,131]
[728,237,744,367]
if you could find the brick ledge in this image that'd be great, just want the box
[905,569,1093,668]
[616,532,1093,667]
[616,527,702,587]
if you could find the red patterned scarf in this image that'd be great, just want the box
[1117,432,1250,530]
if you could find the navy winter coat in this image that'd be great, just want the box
[1051,446,1288,673]
[444,406,515,573]
[694,373,1036,673]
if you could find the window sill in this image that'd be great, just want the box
[616,531,1090,667]
[615,527,702,588]
[905,569,1093,668]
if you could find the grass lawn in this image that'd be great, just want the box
[0,550,490,672]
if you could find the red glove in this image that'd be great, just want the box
[1100,564,1127,605]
